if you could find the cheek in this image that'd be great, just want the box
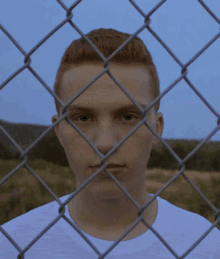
[121,129,152,159]
[60,123,81,151]
[61,124,95,164]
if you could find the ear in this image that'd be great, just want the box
[152,112,164,148]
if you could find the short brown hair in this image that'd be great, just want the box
[53,28,160,116]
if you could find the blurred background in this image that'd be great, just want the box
[0,0,220,230]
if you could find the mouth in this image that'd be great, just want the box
[90,166,126,180]
[90,163,125,168]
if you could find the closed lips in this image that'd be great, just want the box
[91,166,125,179]
[90,164,125,168]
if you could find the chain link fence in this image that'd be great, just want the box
[1,0,220,258]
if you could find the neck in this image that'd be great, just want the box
[68,189,154,231]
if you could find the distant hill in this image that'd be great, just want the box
[0,119,54,155]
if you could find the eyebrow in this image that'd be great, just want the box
[68,103,148,114]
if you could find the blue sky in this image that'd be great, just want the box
[0,0,220,142]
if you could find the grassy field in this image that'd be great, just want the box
[0,159,220,232]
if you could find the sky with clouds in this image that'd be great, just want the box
[0,0,220,142]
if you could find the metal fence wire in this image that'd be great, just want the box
[0,0,220,258]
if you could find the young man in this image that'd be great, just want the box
[1,28,219,258]
[52,61,161,242]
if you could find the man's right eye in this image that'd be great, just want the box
[71,114,91,123]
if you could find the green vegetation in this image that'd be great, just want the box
[0,158,219,232]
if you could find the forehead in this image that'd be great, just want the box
[61,63,153,107]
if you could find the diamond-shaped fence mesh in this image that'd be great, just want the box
[0,0,220,258]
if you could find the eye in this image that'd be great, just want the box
[72,113,139,123]
[74,114,90,122]
[122,114,138,121]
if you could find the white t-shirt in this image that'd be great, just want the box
[1,193,220,258]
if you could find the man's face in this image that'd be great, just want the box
[52,62,163,199]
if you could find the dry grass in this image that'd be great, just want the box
[146,168,220,227]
